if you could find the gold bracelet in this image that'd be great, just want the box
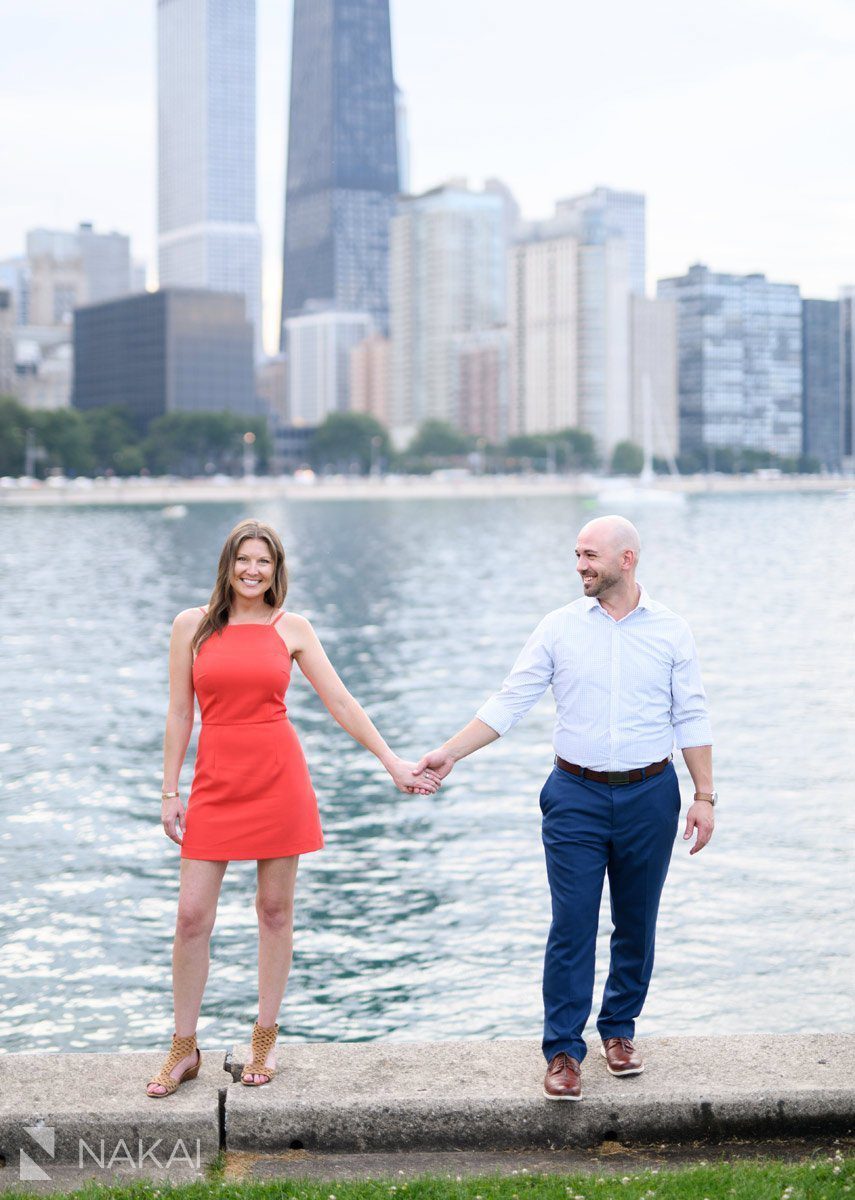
[161,790,180,799]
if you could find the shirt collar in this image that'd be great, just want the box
[584,582,654,615]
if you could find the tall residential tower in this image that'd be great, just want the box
[557,187,647,296]
[802,298,841,470]
[389,182,506,441]
[658,263,802,458]
[157,0,262,355]
[509,202,634,456]
[280,0,399,345]
[841,287,855,470]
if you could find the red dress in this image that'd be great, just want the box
[180,610,324,861]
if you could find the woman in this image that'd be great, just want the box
[146,518,440,1097]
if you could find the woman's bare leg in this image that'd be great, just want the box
[244,855,299,1082]
[147,858,228,1095]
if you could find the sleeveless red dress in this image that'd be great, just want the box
[180,610,324,861]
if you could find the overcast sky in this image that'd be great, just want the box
[2,0,853,353]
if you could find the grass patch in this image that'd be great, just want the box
[5,1155,852,1199]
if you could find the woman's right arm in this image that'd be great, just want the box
[161,610,199,844]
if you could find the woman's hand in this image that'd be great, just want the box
[386,755,443,795]
[161,795,186,844]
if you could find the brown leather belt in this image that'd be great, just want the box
[554,754,672,786]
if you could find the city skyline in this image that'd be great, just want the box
[1,0,854,357]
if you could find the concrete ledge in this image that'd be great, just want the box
[0,1034,851,1183]
[0,1051,223,1174]
[224,1034,855,1153]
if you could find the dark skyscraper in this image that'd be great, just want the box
[280,0,399,348]
[73,291,255,433]
[802,298,841,470]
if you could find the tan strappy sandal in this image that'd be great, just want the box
[145,1032,202,1098]
[240,1020,279,1086]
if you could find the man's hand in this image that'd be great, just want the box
[683,801,714,854]
[410,720,499,791]
[413,747,457,785]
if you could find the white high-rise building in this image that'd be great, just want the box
[577,237,631,454]
[157,0,262,357]
[509,228,579,436]
[285,310,374,426]
[509,209,631,456]
[389,182,506,441]
[557,186,646,296]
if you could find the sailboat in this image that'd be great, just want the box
[595,375,686,507]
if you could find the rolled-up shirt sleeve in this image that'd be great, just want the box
[670,623,713,748]
[475,616,555,736]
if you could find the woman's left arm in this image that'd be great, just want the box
[285,615,441,795]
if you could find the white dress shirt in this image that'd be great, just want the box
[475,584,712,772]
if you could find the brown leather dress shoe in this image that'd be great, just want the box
[543,1051,582,1100]
[600,1036,644,1076]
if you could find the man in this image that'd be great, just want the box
[414,515,715,1100]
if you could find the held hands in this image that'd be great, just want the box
[410,746,457,791]
[386,755,444,795]
[161,759,443,836]
[683,800,714,854]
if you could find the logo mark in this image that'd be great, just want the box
[20,1124,55,1181]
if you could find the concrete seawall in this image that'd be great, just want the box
[1,1034,852,1188]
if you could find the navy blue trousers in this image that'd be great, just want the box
[540,761,680,1064]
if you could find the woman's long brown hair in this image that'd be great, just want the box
[191,519,288,656]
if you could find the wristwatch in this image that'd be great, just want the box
[693,791,718,806]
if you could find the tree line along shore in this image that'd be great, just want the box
[0,399,828,483]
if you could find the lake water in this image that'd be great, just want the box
[1,490,853,1053]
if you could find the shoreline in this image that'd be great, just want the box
[0,473,851,507]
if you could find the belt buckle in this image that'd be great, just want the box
[606,769,634,785]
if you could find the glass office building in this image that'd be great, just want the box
[157,0,262,356]
[280,0,398,344]
[841,287,855,470]
[657,264,802,457]
[73,290,256,433]
[802,299,841,470]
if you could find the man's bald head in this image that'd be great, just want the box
[578,515,641,561]
[575,515,641,600]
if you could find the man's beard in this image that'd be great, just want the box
[583,569,622,596]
